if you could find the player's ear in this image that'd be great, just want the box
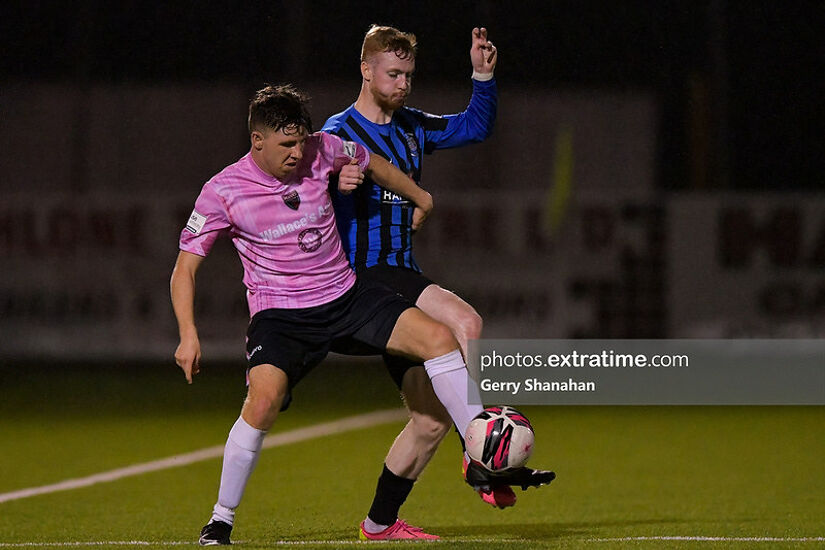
[360,60,371,81]
[251,130,265,151]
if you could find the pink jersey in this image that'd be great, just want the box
[179,132,370,314]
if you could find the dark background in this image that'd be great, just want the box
[1,1,823,355]
[3,0,823,192]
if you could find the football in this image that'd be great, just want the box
[465,406,535,472]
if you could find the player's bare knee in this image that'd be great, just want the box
[456,309,483,341]
[243,388,285,429]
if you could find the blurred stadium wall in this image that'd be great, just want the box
[2,82,822,361]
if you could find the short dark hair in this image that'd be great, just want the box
[248,84,312,134]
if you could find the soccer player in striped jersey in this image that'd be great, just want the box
[323,27,554,539]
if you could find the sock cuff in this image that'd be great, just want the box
[381,463,416,488]
[423,349,464,378]
[228,416,267,452]
[212,503,235,525]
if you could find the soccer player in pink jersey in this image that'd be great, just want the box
[171,85,487,545]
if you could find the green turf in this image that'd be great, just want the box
[1,359,823,549]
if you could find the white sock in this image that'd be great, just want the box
[362,517,390,533]
[211,416,267,525]
[423,350,484,438]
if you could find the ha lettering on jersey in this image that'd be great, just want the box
[382,189,410,204]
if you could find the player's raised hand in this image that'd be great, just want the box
[175,333,201,384]
[338,157,364,195]
[470,27,497,74]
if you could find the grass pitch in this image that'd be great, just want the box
[0,358,823,549]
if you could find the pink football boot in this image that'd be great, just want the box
[463,456,517,509]
[359,519,440,541]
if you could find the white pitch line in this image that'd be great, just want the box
[0,408,407,504]
[0,543,192,547]
[0,539,525,547]
[589,536,825,543]
[266,537,520,547]
[2,537,823,547]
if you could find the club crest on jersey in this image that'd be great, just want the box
[298,228,322,252]
[343,140,358,158]
[283,190,301,210]
[404,133,419,157]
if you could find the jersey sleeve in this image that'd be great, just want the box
[321,112,345,135]
[322,131,370,173]
[178,182,231,257]
[411,77,498,153]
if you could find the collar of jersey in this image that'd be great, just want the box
[246,151,290,188]
[350,105,395,135]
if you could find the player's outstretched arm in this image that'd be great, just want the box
[414,28,498,152]
[365,155,433,230]
[170,250,205,384]
[470,27,498,77]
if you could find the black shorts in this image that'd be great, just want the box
[358,264,436,389]
[245,278,414,410]
[357,263,434,303]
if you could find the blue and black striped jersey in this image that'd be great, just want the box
[322,78,497,273]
